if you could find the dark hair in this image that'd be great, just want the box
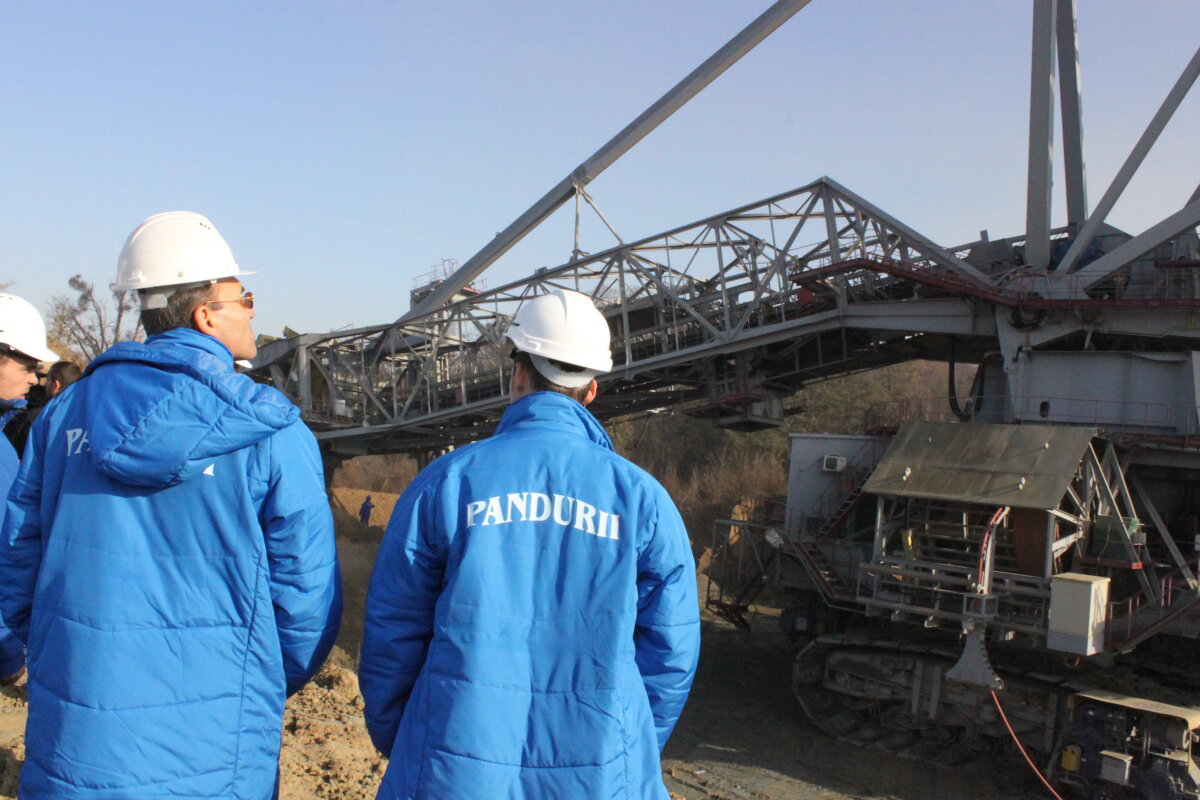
[511,350,591,403]
[0,347,40,372]
[46,361,82,394]
[139,284,217,336]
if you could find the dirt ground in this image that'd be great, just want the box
[659,616,1029,800]
[0,494,1032,799]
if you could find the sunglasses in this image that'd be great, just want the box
[201,291,255,311]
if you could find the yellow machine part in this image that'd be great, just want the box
[1060,745,1082,772]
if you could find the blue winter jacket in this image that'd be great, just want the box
[361,391,700,800]
[0,398,28,677]
[0,329,341,800]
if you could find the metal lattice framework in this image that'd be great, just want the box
[252,169,1200,456]
[250,1,1200,460]
[252,178,1005,454]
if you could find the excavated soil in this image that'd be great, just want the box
[0,495,1029,799]
[279,658,384,799]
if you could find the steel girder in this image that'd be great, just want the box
[248,175,1200,456]
[248,178,1006,454]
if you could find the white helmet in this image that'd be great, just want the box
[113,211,254,309]
[0,294,58,363]
[506,289,612,388]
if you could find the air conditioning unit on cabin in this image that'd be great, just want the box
[822,454,847,473]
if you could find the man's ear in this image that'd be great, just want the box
[192,303,215,333]
[581,378,598,406]
[509,359,529,397]
[518,360,536,392]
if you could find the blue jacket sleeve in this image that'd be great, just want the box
[634,489,701,752]
[359,470,444,756]
[259,421,341,696]
[0,418,46,670]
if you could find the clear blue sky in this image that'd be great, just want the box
[2,1,1198,339]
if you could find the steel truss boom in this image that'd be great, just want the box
[251,178,1005,454]
[250,166,1200,457]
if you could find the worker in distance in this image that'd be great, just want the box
[0,293,60,687]
[361,288,701,799]
[0,211,341,799]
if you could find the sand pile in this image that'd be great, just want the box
[279,656,384,799]
[329,488,400,530]
[276,500,389,798]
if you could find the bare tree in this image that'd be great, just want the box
[47,275,143,364]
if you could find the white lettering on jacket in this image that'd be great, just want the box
[464,492,620,540]
[65,428,91,455]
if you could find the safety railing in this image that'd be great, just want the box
[860,559,1052,636]
[1006,263,1200,306]
[705,517,782,630]
[1105,572,1200,646]
[790,254,1200,308]
[863,394,1200,441]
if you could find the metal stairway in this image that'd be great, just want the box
[783,534,857,606]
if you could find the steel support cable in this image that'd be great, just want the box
[399,0,813,324]
[990,689,1066,800]
[1059,43,1200,275]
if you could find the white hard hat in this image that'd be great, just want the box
[506,289,612,388]
[113,211,255,309]
[0,294,58,363]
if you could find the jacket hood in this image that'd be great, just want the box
[494,391,614,452]
[82,328,299,487]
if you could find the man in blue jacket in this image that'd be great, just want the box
[361,289,700,800]
[0,293,60,687]
[0,211,341,800]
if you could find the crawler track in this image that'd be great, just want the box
[792,631,1101,776]
[792,630,1200,799]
